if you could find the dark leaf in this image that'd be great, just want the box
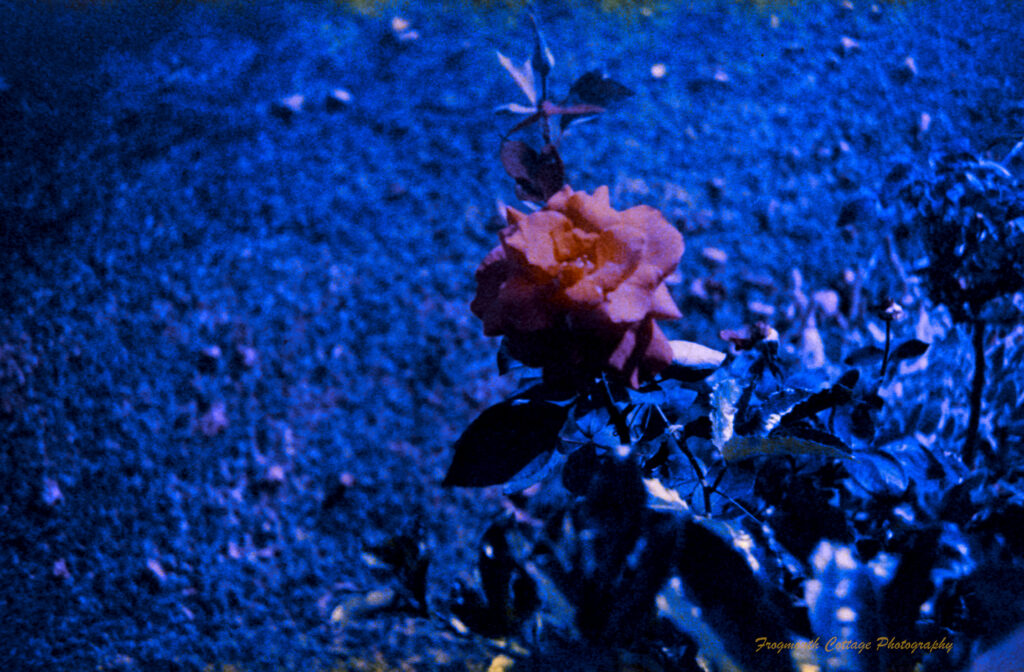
[807,543,892,672]
[891,338,930,362]
[528,13,555,78]
[837,368,860,389]
[628,402,669,442]
[562,443,599,495]
[567,70,635,107]
[499,140,565,204]
[443,397,569,486]
[759,387,816,434]
[478,525,515,625]
[780,383,855,427]
[880,528,942,650]
[560,70,633,131]
[564,405,618,449]
[846,449,908,497]
[503,450,564,495]
[850,401,878,439]
[496,338,517,375]
[366,533,430,611]
[668,518,796,672]
[682,416,712,441]
[472,524,538,635]
[844,345,884,366]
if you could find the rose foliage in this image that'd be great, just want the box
[438,16,1024,672]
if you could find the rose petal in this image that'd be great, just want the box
[563,276,604,307]
[470,246,512,335]
[550,222,597,262]
[545,185,574,211]
[650,282,682,320]
[499,275,555,332]
[501,210,567,274]
[607,319,673,388]
[608,326,637,377]
[642,320,675,376]
[563,186,619,232]
[623,205,684,274]
[472,185,686,386]
[590,225,644,291]
[602,264,662,323]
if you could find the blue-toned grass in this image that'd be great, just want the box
[2,0,1022,668]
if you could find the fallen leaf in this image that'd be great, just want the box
[199,401,228,437]
[42,477,63,507]
[838,36,861,56]
[897,56,918,80]
[325,88,353,111]
[52,558,72,583]
[270,94,304,121]
[701,246,728,267]
[146,558,167,585]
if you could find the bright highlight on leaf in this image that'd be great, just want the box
[497,51,537,105]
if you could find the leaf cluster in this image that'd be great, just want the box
[442,15,1024,672]
[444,317,1022,667]
[495,14,634,204]
[896,148,1024,323]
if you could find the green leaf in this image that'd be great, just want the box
[443,398,569,487]
[721,426,850,462]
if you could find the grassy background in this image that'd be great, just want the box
[2,0,1022,669]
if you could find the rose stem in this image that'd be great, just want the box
[965,319,986,467]
[879,319,892,378]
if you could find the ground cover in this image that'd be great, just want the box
[1,0,1023,669]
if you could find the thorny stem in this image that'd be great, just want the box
[965,320,986,467]
[880,319,892,378]
[666,433,711,513]
[713,488,763,526]
[655,404,716,514]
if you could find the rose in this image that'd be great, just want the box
[471,185,684,388]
